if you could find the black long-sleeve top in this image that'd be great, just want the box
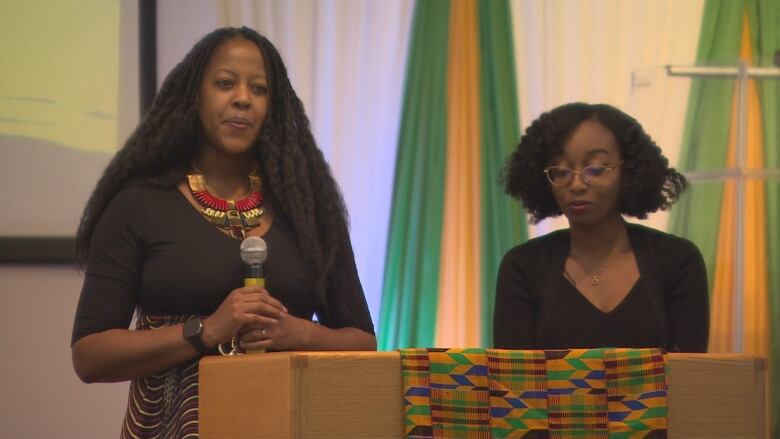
[493,223,709,352]
[72,186,374,346]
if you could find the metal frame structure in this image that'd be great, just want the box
[666,63,780,352]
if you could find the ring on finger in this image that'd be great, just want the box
[261,328,267,337]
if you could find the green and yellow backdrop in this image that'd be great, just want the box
[1,0,777,436]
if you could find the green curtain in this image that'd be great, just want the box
[378,0,451,350]
[669,0,743,287]
[477,0,527,347]
[746,1,780,435]
[379,0,527,350]
[672,0,779,434]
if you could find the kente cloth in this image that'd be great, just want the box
[488,349,548,437]
[603,349,667,438]
[403,348,433,438]
[429,348,491,438]
[400,348,667,439]
[544,349,609,437]
[121,314,201,439]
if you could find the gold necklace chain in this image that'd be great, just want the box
[577,233,623,287]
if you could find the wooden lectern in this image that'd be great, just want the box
[199,352,768,438]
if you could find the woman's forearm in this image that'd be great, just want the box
[71,325,200,383]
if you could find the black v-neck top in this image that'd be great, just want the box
[493,224,709,352]
[538,277,661,349]
[72,186,374,345]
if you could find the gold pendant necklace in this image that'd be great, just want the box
[580,233,623,287]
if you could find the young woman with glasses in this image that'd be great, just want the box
[493,102,709,352]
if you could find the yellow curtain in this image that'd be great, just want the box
[436,0,483,347]
[709,11,769,357]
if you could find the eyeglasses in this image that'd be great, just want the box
[543,161,622,187]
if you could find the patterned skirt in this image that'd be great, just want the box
[120,314,201,439]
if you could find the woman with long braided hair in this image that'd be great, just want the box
[71,27,375,437]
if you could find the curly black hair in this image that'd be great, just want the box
[76,27,354,312]
[502,102,687,223]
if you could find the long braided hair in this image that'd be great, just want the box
[76,27,353,312]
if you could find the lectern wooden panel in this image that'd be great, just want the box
[200,352,403,438]
[666,354,768,438]
[199,352,767,438]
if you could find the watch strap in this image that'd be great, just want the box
[184,317,210,355]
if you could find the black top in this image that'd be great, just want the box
[541,277,661,349]
[493,223,709,352]
[72,186,374,345]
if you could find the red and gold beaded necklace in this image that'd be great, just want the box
[186,172,264,239]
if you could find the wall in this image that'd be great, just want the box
[0,266,128,438]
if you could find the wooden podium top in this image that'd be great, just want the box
[199,351,768,438]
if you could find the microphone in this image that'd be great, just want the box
[239,236,269,355]
[240,236,268,287]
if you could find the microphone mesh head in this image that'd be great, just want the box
[240,236,267,265]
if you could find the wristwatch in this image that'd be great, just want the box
[183,317,210,354]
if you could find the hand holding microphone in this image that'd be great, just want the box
[237,236,273,354]
[206,236,285,355]
[235,236,312,352]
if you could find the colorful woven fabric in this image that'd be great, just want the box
[488,349,549,437]
[402,348,492,438]
[403,348,434,438]
[429,349,491,438]
[545,349,608,438]
[400,348,668,439]
[604,348,667,438]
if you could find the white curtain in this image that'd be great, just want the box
[157,0,706,330]
[157,0,414,326]
[510,0,705,236]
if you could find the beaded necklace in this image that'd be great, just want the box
[186,173,264,239]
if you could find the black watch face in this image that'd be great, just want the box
[184,318,202,338]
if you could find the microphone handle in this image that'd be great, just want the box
[244,263,267,354]
[244,264,264,287]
